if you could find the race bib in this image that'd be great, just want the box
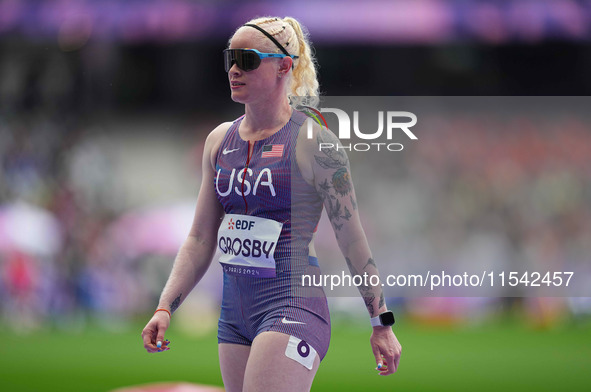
[217,214,283,278]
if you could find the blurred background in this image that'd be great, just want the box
[1,0,591,391]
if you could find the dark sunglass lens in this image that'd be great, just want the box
[224,49,261,72]
[240,51,260,71]
[223,50,235,72]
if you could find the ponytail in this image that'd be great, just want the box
[283,17,320,105]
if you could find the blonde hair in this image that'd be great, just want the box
[231,16,320,107]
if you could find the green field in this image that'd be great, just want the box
[3,318,590,391]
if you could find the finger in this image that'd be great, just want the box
[142,328,158,352]
[371,344,383,369]
[155,338,172,348]
[377,357,388,374]
[156,327,167,349]
[393,348,401,372]
[380,355,395,376]
[375,355,386,371]
[393,355,400,373]
[144,340,158,353]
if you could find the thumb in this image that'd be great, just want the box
[372,344,383,369]
[156,326,167,348]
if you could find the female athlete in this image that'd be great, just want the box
[141,16,402,392]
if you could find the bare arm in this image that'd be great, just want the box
[299,125,385,317]
[142,122,230,352]
[297,123,401,375]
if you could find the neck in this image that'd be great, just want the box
[243,96,292,135]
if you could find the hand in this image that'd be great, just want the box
[370,326,401,376]
[141,311,172,353]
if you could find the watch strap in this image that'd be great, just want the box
[370,315,382,327]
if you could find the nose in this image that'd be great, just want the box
[229,62,242,75]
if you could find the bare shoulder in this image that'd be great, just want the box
[204,121,233,171]
[206,121,233,150]
[296,119,325,184]
[296,120,348,183]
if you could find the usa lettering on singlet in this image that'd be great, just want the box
[215,167,276,197]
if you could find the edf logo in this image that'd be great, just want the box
[232,219,255,230]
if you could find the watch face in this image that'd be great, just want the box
[380,311,395,326]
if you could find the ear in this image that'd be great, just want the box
[278,56,293,76]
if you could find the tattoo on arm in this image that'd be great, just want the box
[364,257,385,312]
[350,195,357,211]
[363,257,377,270]
[364,295,375,316]
[314,131,348,169]
[314,132,355,233]
[331,168,352,197]
[328,198,342,221]
[341,206,352,221]
[347,257,381,316]
[170,293,182,313]
[318,178,331,193]
[345,257,358,275]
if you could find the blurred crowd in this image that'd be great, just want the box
[0,44,152,331]
[0,111,125,331]
[401,113,591,325]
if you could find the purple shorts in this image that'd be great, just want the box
[217,256,331,360]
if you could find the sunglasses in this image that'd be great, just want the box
[223,48,298,72]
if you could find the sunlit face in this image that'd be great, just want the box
[227,28,289,104]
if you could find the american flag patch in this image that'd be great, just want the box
[261,144,284,158]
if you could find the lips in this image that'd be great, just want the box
[231,81,245,86]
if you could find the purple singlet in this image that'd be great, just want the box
[215,109,331,360]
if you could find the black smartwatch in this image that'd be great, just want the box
[370,311,395,327]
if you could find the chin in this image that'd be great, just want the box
[231,94,247,104]
[230,91,252,104]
